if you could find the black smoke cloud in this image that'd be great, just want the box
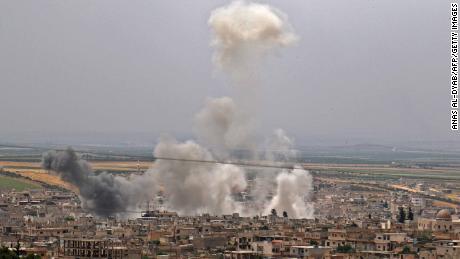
[42,148,154,216]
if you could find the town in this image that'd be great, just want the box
[0,164,458,259]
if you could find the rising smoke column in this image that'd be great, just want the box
[248,129,313,218]
[208,0,298,116]
[44,1,314,218]
[209,0,297,74]
[265,128,298,162]
[152,138,246,215]
[42,148,154,216]
[209,1,313,218]
[194,96,256,159]
[266,167,313,218]
[148,0,313,218]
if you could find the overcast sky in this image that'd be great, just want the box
[0,0,454,146]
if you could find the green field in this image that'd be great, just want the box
[0,175,41,191]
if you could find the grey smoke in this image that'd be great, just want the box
[250,129,313,218]
[266,167,313,218]
[265,128,298,161]
[147,0,313,218]
[209,0,297,73]
[208,0,298,115]
[194,96,255,158]
[42,148,154,216]
[152,137,246,215]
[41,1,314,218]
[208,1,313,218]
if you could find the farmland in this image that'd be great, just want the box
[0,160,153,191]
[304,163,460,181]
[0,175,41,191]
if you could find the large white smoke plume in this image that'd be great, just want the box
[250,129,312,218]
[148,0,313,218]
[266,167,313,218]
[152,138,246,215]
[209,0,297,73]
[194,97,255,158]
[43,1,313,219]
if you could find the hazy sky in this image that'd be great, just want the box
[0,0,453,145]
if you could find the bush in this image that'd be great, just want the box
[64,216,75,221]
[0,246,18,259]
[336,244,354,253]
[400,245,414,254]
[149,240,160,245]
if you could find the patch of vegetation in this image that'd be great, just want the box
[0,175,41,191]
[0,245,41,259]
[149,240,160,245]
[415,231,433,243]
[400,245,415,254]
[64,216,75,221]
[336,244,354,253]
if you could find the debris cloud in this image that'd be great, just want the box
[152,138,247,215]
[42,1,314,219]
[266,167,313,218]
[42,148,154,217]
[194,96,255,158]
[209,0,297,72]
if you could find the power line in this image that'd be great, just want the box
[0,143,303,170]
[154,156,298,170]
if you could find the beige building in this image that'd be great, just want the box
[62,238,141,259]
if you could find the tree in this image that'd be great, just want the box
[383,201,389,208]
[64,216,75,221]
[149,240,160,245]
[398,207,406,223]
[336,244,354,253]
[0,246,18,259]
[408,207,414,221]
[271,209,277,217]
[401,245,411,254]
[259,225,269,230]
[283,211,288,218]
[14,241,20,257]
[416,231,433,243]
